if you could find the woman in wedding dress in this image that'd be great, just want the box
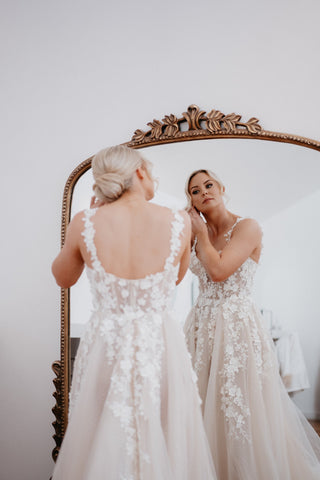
[51,147,216,480]
[183,168,320,480]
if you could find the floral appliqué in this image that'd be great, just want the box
[188,218,276,442]
[69,208,185,478]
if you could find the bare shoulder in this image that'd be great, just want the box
[178,209,191,226]
[148,204,187,221]
[66,209,96,240]
[234,217,262,239]
[69,210,87,230]
[168,208,191,233]
[148,205,191,237]
[178,210,191,238]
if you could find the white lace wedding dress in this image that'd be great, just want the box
[52,208,216,480]
[184,218,320,480]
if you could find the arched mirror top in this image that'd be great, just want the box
[52,104,320,461]
[60,104,320,244]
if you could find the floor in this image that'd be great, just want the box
[309,420,320,436]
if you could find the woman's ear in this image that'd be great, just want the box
[136,167,145,180]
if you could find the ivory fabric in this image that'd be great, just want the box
[184,218,320,480]
[52,208,216,480]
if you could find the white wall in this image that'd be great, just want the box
[1,1,320,478]
[254,189,320,419]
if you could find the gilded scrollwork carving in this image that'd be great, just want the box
[51,361,64,461]
[206,109,226,133]
[182,105,206,131]
[242,117,262,134]
[129,104,263,146]
[162,114,179,137]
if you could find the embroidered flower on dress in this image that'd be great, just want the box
[71,208,187,476]
[188,217,278,443]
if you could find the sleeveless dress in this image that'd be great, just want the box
[52,208,216,480]
[184,218,320,480]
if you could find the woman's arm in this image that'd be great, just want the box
[51,212,85,288]
[190,210,262,282]
[176,211,192,285]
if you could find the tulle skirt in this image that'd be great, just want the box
[184,301,320,480]
[52,313,216,480]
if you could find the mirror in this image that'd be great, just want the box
[52,105,320,459]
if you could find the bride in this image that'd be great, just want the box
[184,168,320,480]
[51,147,216,480]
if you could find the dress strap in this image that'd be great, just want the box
[224,217,246,243]
[192,236,198,252]
[82,207,184,273]
[81,209,105,275]
[164,209,185,270]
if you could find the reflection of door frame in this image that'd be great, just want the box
[51,104,320,461]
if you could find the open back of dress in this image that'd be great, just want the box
[52,208,216,480]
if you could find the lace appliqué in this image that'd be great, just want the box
[70,208,184,477]
[219,294,251,442]
[189,217,276,442]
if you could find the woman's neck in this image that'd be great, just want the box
[116,187,148,205]
[203,206,236,237]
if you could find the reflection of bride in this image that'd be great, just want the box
[184,169,320,480]
[51,147,216,479]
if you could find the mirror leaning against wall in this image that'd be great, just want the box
[51,104,320,460]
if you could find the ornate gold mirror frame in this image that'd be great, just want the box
[51,104,320,460]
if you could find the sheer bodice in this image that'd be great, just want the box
[83,207,183,317]
[190,244,257,305]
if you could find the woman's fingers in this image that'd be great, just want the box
[90,196,104,208]
[90,196,97,208]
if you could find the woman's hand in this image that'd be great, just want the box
[188,207,208,237]
[90,196,104,208]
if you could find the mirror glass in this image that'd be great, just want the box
[70,138,320,422]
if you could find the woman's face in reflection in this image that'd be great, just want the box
[188,172,224,213]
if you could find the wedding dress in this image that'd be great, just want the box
[52,208,216,480]
[184,217,320,480]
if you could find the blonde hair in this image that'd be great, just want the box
[185,169,225,209]
[92,145,153,203]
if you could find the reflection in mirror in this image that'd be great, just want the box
[70,139,320,423]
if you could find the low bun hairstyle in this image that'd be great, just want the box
[185,169,226,209]
[92,145,153,203]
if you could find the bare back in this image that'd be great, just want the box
[79,201,189,280]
